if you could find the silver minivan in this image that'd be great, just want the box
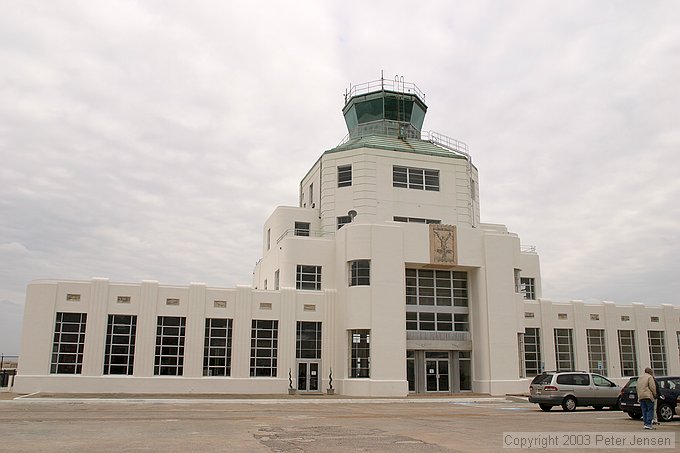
[529,371,620,412]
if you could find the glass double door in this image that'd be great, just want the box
[297,360,320,392]
[426,352,450,392]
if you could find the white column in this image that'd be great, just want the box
[231,285,253,378]
[82,278,109,376]
[184,282,207,377]
[134,280,159,377]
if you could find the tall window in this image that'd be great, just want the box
[250,320,279,377]
[297,321,321,359]
[350,330,370,378]
[648,330,667,375]
[309,183,314,205]
[294,222,310,237]
[405,269,467,306]
[618,330,638,377]
[266,228,271,250]
[337,215,352,229]
[203,318,233,376]
[51,312,87,374]
[154,316,186,376]
[524,328,541,376]
[554,328,574,372]
[338,164,352,187]
[274,269,280,290]
[520,277,535,300]
[349,260,370,286]
[393,165,439,191]
[518,333,526,378]
[296,265,321,290]
[586,329,607,375]
[104,314,137,375]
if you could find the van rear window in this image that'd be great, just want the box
[531,374,553,385]
[557,373,590,386]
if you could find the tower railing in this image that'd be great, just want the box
[344,77,426,105]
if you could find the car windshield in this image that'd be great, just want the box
[531,374,553,385]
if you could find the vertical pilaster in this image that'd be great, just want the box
[323,289,336,391]
[572,301,588,371]
[662,304,680,374]
[184,282,207,377]
[602,302,620,378]
[83,278,109,376]
[231,285,252,378]
[134,280,159,377]
[279,288,296,382]
[633,303,649,372]
[539,299,555,372]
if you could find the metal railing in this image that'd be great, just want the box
[520,245,537,253]
[276,229,334,244]
[344,76,425,104]
[406,331,471,342]
[337,128,470,159]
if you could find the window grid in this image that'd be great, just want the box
[618,330,638,377]
[103,314,137,375]
[250,320,279,377]
[154,316,186,376]
[349,260,370,286]
[296,265,321,290]
[350,330,370,378]
[393,216,441,224]
[520,277,535,300]
[405,269,468,307]
[554,328,575,372]
[524,328,541,376]
[338,165,352,187]
[51,312,87,374]
[393,166,439,191]
[586,329,607,376]
[297,321,321,359]
[294,222,310,237]
[203,318,233,376]
[648,330,667,375]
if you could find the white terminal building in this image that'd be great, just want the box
[16,78,680,396]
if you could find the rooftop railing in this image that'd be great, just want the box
[344,76,426,105]
[337,127,470,159]
[521,245,537,253]
[276,229,334,244]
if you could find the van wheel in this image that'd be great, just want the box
[658,403,674,422]
[562,396,577,412]
[539,404,552,412]
[627,412,642,420]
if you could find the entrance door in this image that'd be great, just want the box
[297,360,320,392]
[425,352,450,392]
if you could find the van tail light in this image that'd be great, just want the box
[543,386,558,391]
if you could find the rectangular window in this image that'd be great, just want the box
[309,183,314,205]
[274,269,280,290]
[617,330,638,377]
[554,328,574,372]
[392,165,439,191]
[203,318,233,376]
[51,312,87,374]
[405,269,467,307]
[648,330,667,375]
[350,330,370,378]
[454,313,469,332]
[250,320,279,377]
[103,314,137,375]
[296,265,321,290]
[518,333,526,378]
[520,277,535,300]
[266,228,271,251]
[393,216,441,224]
[297,321,321,359]
[349,260,370,286]
[294,222,310,237]
[586,329,607,376]
[154,316,186,376]
[337,215,351,230]
[338,164,352,187]
[524,328,541,376]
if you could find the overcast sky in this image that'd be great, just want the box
[1,0,679,355]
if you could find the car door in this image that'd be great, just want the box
[592,374,619,405]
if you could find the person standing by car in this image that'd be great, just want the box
[636,367,657,429]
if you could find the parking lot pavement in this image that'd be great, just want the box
[0,395,678,452]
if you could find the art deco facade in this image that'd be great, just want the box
[16,78,680,396]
